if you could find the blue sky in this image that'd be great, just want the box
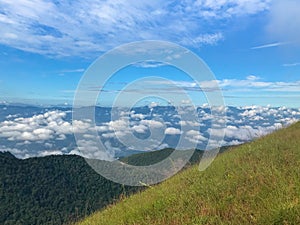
[0,0,300,107]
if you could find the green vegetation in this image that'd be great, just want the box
[77,122,300,225]
[0,147,205,225]
[0,153,142,225]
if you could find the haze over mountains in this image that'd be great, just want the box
[0,103,299,159]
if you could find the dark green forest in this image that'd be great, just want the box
[0,148,208,225]
[0,152,141,225]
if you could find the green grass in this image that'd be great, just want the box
[76,122,300,225]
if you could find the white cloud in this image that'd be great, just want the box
[219,77,300,92]
[149,102,159,108]
[179,120,202,127]
[282,62,300,67]
[132,124,148,133]
[98,117,165,146]
[58,68,85,76]
[195,0,271,17]
[246,75,260,81]
[1,104,300,159]
[181,99,191,104]
[74,139,114,160]
[60,68,85,73]
[180,33,224,47]
[0,0,271,57]
[0,146,32,158]
[164,127,182,135]
[185,130,207,143]
[251,42,286,49]
[0,110,90,142]
[39,150,63,157]
[133,76,300,94]
[223,139,243,146]
[141,119,164,128]
[132,61,169,68]
[130,112,145,120]
[240,109,257,117]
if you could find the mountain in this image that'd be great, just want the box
[0,152,142,225]
[76,122,300,225]
[120,148,202,166]
[0,148,206,225]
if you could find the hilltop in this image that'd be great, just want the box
[77,122,300,225]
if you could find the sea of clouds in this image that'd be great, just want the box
[0,104,299,159]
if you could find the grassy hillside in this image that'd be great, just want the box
[77,122,300,225]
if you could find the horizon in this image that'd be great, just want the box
[0,0,300,108]
[1,103,299,160]
[1,102,300,109]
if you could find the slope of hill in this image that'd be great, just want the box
[0,148,206,225]
[77,122,300,225]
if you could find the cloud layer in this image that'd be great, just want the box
[0,104,299,159]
